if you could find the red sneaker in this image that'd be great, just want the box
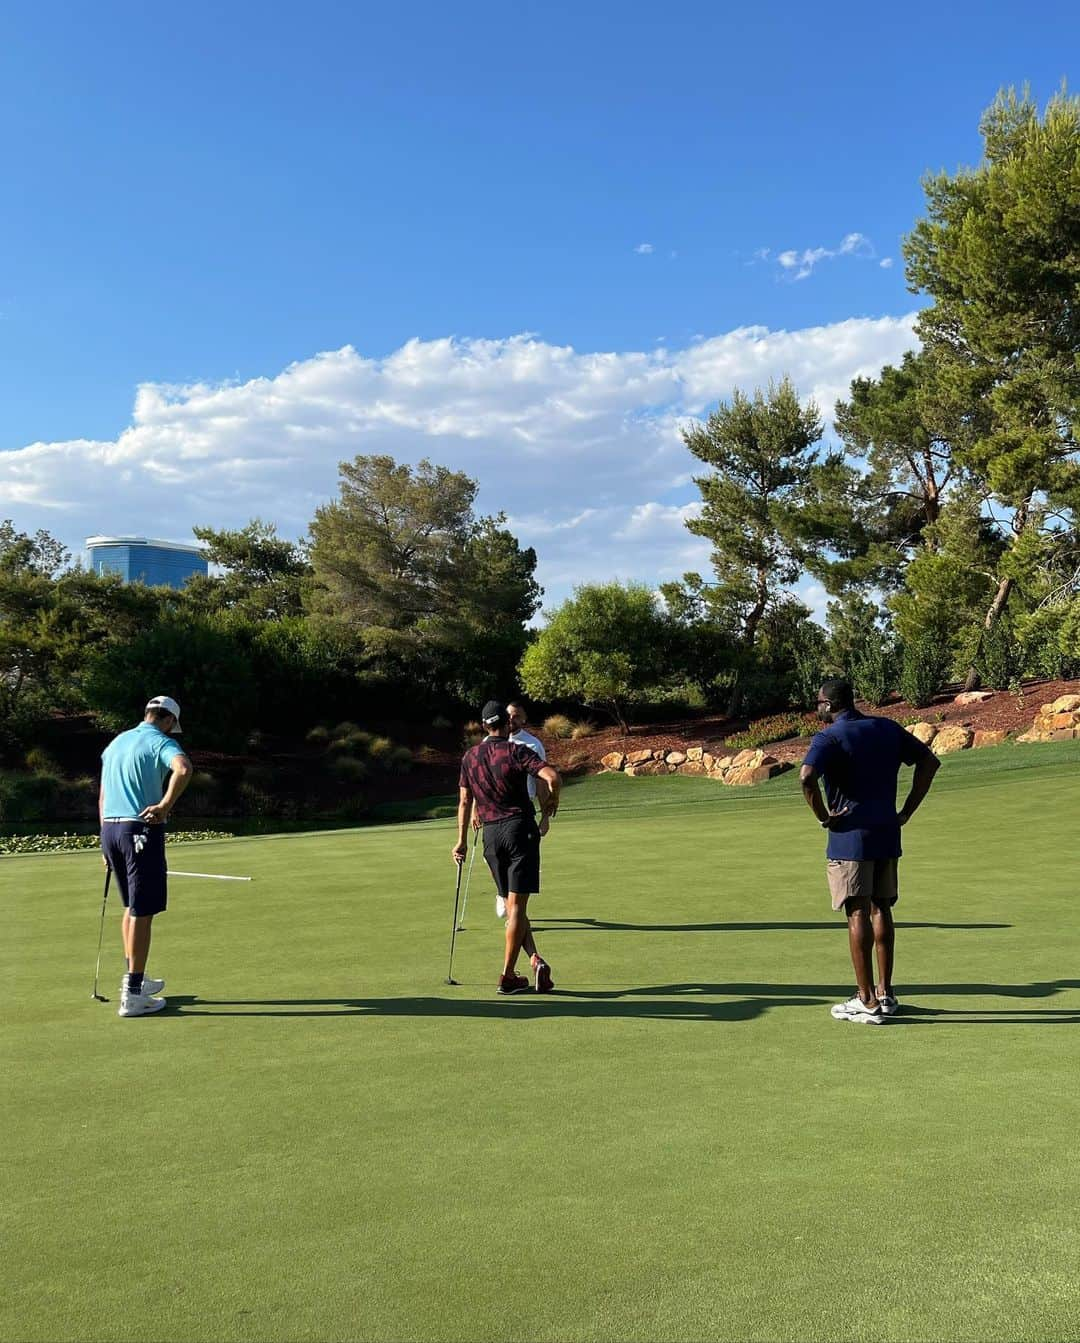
[497,973,531,995]
[534,959,554,993]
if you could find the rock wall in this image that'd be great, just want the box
[600,745,791,786]
[1016,694,1080,743]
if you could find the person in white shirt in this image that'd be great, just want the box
[501,702,548,920]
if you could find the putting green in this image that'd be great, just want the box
[3,741,1079,1343]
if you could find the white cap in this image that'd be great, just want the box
[145,695,182,733]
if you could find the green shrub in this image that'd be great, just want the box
[975,621,1022,691]
[0,829,233,856]
[384,745,413,774]
[431,715,452,730]
[24,747,60,775]
[329,755,369,783]
[330,727,374,755]
[724,712,816,751]
[899,633,950,708]
[0,770,61,822]
[542,714,575,739]
[851,634,899,707]
[305,725,330,746]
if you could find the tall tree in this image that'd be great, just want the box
[0,520,70,578]
[186,520,311,620]
[904,86,1080,686]
[678,377,824,713]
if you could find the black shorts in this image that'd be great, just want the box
[101,821,167,917]
[482,815,541,901]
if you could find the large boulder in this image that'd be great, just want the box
[716,755,735,771]
[701,752,715,772]
[1050,694,1080,714]
[731,748,763,769]
[625,749,653,765]
[679,761,707,776]
[1049,711,1079,730]
[726,762,785,786]
[600,751,626,772]
[954,690,994,706]
[932,725,973,755]
[686,746,704,762]
[972,730,1007,750]
[908,722,938,746]
[665,751,687,766]
[635,759,671,776]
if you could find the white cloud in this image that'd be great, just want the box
[634,242,654,254]
[0,316,920,611]
[879,257,894,269]
[772,231,878,282]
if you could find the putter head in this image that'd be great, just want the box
[445,977,459,986]
[91,992,109,1002]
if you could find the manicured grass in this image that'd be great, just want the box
[3,741,1079,1343]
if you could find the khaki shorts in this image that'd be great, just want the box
[826,859,899,913]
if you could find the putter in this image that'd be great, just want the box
[91,867,112,1002]
[456,827,479,931]
[446,856,465,985]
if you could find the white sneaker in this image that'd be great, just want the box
[495,895,507,919]
[830,994,885,1025]
[118,990,167,1018]
[878,992,899,1016]
[121,975,164,996]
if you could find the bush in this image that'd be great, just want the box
[431,715,452,730]
[0,770,61,822]
[975,620,1022,691]
[329,755,369,783]
[899,633,951,708]
[0,829,233,856]
[542,714,575,739]
[24,747,60,775]
[1015,608,1076,680]
[570,720,597,740]
[305,725,330,746]
[851,633,899,707]
[724,712,817,751]
[462,721,483,749]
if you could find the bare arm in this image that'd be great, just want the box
[898,753,940,825]
[453,787,474,863]
[799,764,848,829]
[140,754,193,824]
[536,764,561,836]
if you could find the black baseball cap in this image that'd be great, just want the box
[481,700,507,726]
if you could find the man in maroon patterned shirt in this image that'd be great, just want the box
[454,700,562,994]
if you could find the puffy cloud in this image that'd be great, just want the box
[634,242,655,254]
[0,315,919,609]
[773,231,878,281]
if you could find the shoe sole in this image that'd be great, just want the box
[830,1006,885,1025]
[497,984,531,995]
[118,1001,167,1018]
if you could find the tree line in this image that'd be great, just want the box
[2,87,1079,755]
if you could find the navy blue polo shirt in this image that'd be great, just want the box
[803,709,932,860]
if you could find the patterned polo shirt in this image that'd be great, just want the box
[459,736,546,823]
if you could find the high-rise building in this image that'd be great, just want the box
[85,536,208,589]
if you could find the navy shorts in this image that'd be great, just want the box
[482,815,541,901]
[101,821,167,917]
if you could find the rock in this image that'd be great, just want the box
[701,753,714,771]
[931,725,974,755]
[972,730,1007,750]
[1049,712,1080,730]
[623,764,640,777]
[625,749,653,765]
[600,751,626,772]
[679,761,707,775]
[636,759,671,776]
[1016,730,1047,744]
[731,748,762,768]
[686,746,704,762]
[717,755,734,771]
[908,722,938,745]
[1050,727,1080,741]
[665,751,687,766]
[726,762,785,786]
[954,690,994,705]
[1050,694,1080,713]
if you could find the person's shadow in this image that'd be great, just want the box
[530,917,1012,933]
[160,979,1080,1025]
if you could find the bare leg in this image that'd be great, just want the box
[871,901,895,998]
[127,915,154,975]
[121,907,136,969]
[845,901,878,1007]
[503,893,530,976]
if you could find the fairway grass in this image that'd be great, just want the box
[3,742,1079,1343]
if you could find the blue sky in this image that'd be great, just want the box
[2,0,1077,612]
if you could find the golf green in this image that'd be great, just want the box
[3,741,1079,1343]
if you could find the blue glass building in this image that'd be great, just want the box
[85,536,208,589]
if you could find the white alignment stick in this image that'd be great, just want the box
[168,870,253,882]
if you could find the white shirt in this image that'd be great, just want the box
[509,728,546,799]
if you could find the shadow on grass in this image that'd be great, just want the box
[531,918,1012,933]
[161,979,1080,1024]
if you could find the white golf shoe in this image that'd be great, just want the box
[121,975,164,996]
[495,895,507,919]
[118,989,167,1018]
[830,994,885,1025]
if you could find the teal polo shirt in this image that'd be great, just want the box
[100,722,187,818]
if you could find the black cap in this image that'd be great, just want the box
[480,700,507,726]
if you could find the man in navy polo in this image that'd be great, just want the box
[800,678,939,1025]
[99,695,193,1018]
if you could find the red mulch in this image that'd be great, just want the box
[540,678,1080,773]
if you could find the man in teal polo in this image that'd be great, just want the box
[99,695,193,1018]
